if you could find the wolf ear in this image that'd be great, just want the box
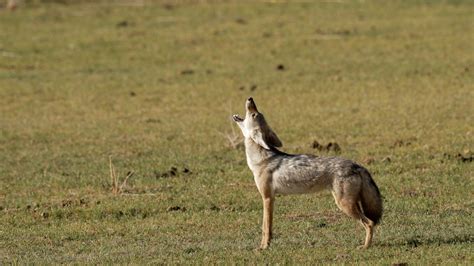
[250,125,282,150]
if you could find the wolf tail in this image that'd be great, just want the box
[359,170,383,225]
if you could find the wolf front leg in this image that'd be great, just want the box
[260,196,274,249]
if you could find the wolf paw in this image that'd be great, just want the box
[258,242,270,250]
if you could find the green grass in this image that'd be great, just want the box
[0,0,473,264]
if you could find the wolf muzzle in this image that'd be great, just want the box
[246,97,258,113]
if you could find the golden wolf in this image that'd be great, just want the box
[232,97,383,249]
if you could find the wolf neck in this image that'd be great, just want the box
[244,138,286,173]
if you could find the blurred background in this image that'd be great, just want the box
[0,0,472,264]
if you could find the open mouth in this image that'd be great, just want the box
[232,114,244,122]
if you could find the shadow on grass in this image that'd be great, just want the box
[380,234,473,248]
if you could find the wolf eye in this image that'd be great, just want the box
[252,113,257,118]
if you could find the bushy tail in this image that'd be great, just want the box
[360,170,383,225]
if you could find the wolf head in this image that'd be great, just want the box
[232,97,282,150]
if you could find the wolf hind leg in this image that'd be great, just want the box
[332,189,374,249]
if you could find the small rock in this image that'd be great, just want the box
[276,64,285,71]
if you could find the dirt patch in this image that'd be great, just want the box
[180,69,194,75]
[145,118,161,123]
[61,198,88,208]
[167,206,186,212]
[442,152,473,163]
[456,153,473,163]
[326,142,341,152]
[403,189,419,197]
[116,20,129,28]
[235,18,247,25]
[238,84,257,92]
[362,157,376,165]
[391,138,416,148]
[276,64,286,71]
[311,140,323,150]
[162,3,175,10]
[311,140,341,153]
[209,205,221,211]
[316,28,353,36]
[155,166,192,178]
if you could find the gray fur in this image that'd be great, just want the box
[233,97,383,249]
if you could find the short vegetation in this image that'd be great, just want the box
[0,0,472,264]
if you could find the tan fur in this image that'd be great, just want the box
[233,98,383,250]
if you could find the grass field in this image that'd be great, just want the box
[0,0,473,264]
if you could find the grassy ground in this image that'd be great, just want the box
[0,0,473,264]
